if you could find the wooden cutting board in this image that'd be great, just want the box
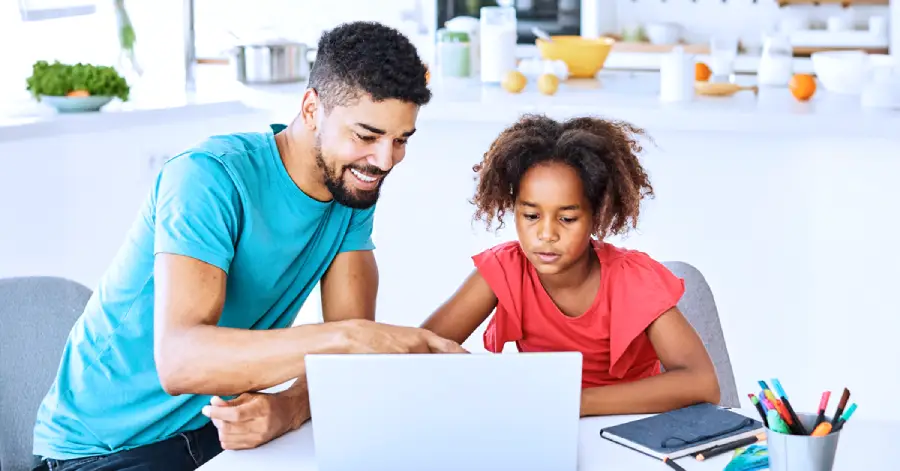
[694,82,759,97]
[612,42,711,54]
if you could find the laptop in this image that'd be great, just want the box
[305,351,583,471]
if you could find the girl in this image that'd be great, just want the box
[422,114,721,417]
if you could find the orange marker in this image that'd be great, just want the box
[774,399,794,425]
[811,422,832,436]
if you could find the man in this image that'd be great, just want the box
[32,21,464,471]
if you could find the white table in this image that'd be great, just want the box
[198,409,896,470]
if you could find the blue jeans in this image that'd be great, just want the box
[32,422,222,471]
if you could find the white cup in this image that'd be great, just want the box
[869,16,888,37]
[827,16,849,32]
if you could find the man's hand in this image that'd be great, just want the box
[338,319,469,354]
[202,391,309,450]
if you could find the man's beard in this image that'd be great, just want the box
[315,148,387,210]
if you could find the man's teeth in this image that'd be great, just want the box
[350,169,377,183]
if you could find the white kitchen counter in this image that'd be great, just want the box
[2,67,897,144]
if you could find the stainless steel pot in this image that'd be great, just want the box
[232,41,311,84]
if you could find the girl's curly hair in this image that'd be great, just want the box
[471,114,654,239]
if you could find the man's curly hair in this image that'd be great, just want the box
[472,114,654,239]
[308,21,431,110]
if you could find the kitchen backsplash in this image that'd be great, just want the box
[610,0,889,50]
[2,0,893,103]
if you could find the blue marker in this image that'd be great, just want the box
[833,403,857,432]
[772,379,788,399]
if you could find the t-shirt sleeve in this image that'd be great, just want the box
[608,251,685,378]
[472,244,525,353]
[338,206,376,253]
[153,152,242,274]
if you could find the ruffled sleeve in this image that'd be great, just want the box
[607,250,685,378]
[471,242,526,353]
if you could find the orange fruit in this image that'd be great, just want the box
[789,74,816,101]
[695,62,712,82]
[66,89,90,97]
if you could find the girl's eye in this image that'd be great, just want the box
[560,217,577,224]
[523,213,539,220]
[356,133,377,143]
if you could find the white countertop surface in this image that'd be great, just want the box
[2,64,898,143]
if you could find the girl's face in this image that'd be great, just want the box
[514,162,595,276]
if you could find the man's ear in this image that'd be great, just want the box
[300,88,320,130]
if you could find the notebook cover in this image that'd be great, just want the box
[599,403,764,459]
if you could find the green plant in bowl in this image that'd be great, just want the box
[25,60,130,112]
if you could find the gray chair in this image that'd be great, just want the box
[662,261,740,408]
[0,276,92,471]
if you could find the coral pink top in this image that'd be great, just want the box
[473,239,685,389]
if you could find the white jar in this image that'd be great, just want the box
[479,6,518,84]
[659,46,695,102]
[757,34,793,87]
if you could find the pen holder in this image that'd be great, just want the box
[767,413,841,471]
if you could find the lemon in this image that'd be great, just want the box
[502,70,527,94]
[537,73,559,96]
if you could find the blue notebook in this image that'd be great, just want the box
[599,403,764,460]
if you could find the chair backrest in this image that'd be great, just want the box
[0,277,92,471]
[662,262,740,408]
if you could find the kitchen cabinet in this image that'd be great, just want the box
[0,107,270,288]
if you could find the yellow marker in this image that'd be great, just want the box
[811,422,832,437]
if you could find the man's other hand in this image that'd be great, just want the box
[203,391,308,450]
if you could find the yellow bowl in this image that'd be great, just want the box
[535,36,615,79]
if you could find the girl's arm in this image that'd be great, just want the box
[420,269,499,345]
[580,307,721,417]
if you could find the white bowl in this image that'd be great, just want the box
[810,51,896,95]
[644,22,681,45]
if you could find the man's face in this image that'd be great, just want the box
[313,94,419,209]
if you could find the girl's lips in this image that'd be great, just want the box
[535,252,561,263]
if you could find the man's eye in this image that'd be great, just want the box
[356,133,377,142]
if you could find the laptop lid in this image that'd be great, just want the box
[305,352,582,471]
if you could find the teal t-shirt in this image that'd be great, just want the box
[33,124,376,459]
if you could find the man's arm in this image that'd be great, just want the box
[153,253,346,397]
[319,249,378,322]
[155,252,463,398]
[579,308,721,416]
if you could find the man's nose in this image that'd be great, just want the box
[367,141,395,172]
